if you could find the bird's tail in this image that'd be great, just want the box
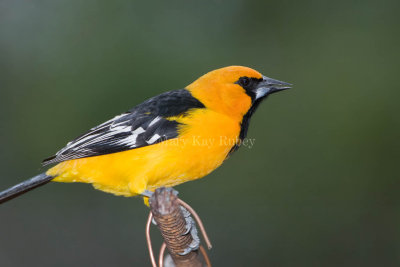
[0,173,53,204]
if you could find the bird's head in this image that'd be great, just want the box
[187,66,291,120]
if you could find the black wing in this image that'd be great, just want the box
[42,89,204,165]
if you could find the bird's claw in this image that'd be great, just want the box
[179,229,200,255]
[180,206,193,235]
[178,206,200,255]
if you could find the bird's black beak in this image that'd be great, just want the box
[255,76,292,99]
[263,76,292,92]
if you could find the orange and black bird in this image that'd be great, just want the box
[0,66,291,203]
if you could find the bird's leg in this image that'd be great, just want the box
[141,189,154,198]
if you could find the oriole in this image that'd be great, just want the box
[0,66,291,203]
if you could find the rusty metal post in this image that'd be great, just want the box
[149,187,206,267]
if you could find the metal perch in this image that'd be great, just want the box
[146,187,212,267]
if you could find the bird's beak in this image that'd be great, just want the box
[255,76,292,99]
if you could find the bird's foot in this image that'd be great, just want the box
[179,205,200,255]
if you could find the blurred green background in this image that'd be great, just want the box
[0,0,399,266]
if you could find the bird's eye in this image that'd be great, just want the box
[240,77,250,87]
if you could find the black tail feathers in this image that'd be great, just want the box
[0,173,53,204]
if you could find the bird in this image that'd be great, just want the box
[0,66,291,204]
